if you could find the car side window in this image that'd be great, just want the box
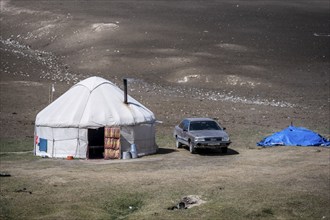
[183,120,189,131]
[178,120,185,129]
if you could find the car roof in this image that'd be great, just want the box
[184,118,216,122]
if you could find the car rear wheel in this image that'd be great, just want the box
[189,142,196,154]
[175,137,182,148]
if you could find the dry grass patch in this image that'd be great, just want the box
[0,134,329,219]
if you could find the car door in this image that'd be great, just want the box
[175,120,184,141]
[176,119,188,144]
[181,120,190,144]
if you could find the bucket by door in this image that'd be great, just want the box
[122,151,132,159]
[130,144,138,159]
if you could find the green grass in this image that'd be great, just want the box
[156,132,175,149]
[1,154,329,220]
[0,137,33,153]
[103,192,145,220]
[0,137,35,162]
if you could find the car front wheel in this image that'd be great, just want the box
[189,142,196,154]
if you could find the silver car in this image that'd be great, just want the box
[174,118,231,154]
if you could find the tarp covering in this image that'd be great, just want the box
[257,126,330,147]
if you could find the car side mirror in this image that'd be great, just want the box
[183,128,188,132]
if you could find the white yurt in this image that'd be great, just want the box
[34,76,157,159]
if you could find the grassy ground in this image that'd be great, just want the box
[1,135,329,220]
[0,138,34,153]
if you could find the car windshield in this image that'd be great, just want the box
[189,121,221,131]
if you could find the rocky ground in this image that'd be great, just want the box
[1,0,329,140]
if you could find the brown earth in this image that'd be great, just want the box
[0,0,329,219]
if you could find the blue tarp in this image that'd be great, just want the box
[257,126,330,147]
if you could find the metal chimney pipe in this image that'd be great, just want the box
[123,78,128,104]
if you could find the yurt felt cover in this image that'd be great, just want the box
[36,76,155,128]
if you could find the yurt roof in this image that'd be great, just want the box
[35,76,155,128]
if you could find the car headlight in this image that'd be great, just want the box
[194,137,205,142]
[223,136,230,141]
